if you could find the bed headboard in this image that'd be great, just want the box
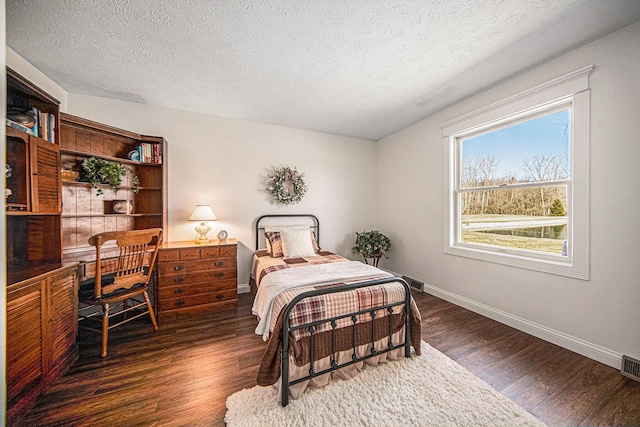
[255,214,320,250]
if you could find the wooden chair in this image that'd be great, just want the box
[78,228,163,357]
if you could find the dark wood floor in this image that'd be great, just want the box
[13,291,640,426]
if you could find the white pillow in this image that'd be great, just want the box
[280,228,316,258]
[264,225,309,253]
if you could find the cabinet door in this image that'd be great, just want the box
[48,268,78,371]
[5,130,31,210]
[6,280,45,403]
[30,137,61,213]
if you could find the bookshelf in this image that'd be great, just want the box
[5,67,79,425]
[59,113,167,274]
[5,67,63,284]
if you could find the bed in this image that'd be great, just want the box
[250,214,422,406]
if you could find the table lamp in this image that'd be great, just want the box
[189,203,217,245]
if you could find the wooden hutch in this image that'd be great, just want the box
[4,67,167,423]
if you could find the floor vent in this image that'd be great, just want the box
[621,355,640,382]
[402,276,424,292]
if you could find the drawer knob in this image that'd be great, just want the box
[215,261,225,267]
[174,264,185,271]
[175,300,185,306]
[174,288,185,294]
[216,294,225,300]
[174,276,185,283]
[215,272,224,278]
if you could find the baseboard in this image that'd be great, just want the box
[423,283,621,369]
[238,283,250,294]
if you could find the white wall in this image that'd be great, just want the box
[377,21,640,367]
[66,94,377,286]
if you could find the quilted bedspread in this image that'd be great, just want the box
[250,251,422,385]
[250,249,348,287]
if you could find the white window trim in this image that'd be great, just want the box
[441,66,593,280]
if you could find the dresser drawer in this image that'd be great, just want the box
[157,257,237,275]
[158,279,236,300]
[158,269,237,286]
[220,245,237,257]
[158,246,223,262]
[159,289,237,310]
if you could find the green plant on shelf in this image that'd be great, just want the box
[80,157,140,196]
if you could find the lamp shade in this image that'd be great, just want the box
[188,204,217,222]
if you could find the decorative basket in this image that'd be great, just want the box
[61,170,79,182]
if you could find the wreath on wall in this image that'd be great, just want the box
[266,166,307,205]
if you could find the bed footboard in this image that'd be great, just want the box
[280,276,412,406]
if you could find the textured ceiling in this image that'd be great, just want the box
[6,1,640,139]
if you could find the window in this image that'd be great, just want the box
[441,66,592,279]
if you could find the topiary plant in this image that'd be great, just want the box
[80,157,139,196]
[352,230,391,264]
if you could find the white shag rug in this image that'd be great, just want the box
[225,341,546,427]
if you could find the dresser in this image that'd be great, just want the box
[155,239,238,322]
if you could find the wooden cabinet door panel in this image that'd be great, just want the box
[5,131,30,209]
[30,137,61,213]
[49,269,78,366]
[6,283,44,402]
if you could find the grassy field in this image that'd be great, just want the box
[462,230,564,254]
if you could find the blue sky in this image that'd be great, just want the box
[462,109,570,180]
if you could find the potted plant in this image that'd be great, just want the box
[80,157,140,196]
[352,230,391,267]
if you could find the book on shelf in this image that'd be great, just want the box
[48,113,55,143]
[40,111,48,142]
[153,143,159,164]
[31,107,39,137]
[136,142,162,164]
[28,107,56,143]
[6,118,35,135]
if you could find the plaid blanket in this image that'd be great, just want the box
[257,292,422,386]
[250,249,349,287]
[270,279,412,341]
[250,250,423,385]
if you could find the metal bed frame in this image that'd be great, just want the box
[254,214,413,406]
[255,213,320,250]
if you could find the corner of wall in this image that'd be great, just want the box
[5,46,69,111]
